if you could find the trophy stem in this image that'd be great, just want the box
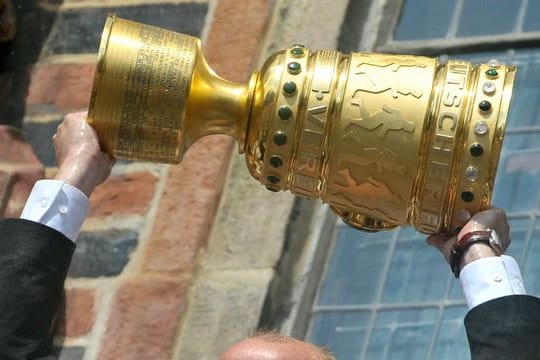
[184,53,258,153]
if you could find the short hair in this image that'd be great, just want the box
[252,331,336,360]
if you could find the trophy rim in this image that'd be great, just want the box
[87,13,115,153]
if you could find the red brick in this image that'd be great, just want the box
[89,171,157,217]
[205,0,274,82]
[26,63,96,111]
[143,136,233,273]
[143,0,274,273]
[0,125,44,218]
[56,288,97,337]
[98,277,189,360]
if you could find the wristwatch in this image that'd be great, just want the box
[449,229,503,278]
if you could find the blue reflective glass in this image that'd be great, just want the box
[505,52,540,129]
[394,0,454,41]
[432,306,469,360]
[523,226,540,296]
[492,150,540,212]
[524,1,540,32]
[366,309,438,359]
[506,218,533,266]
[308,312,370,359]
[317,227,394,305]
[457,1,520,37]
[382,236,448,303]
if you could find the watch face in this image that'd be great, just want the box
[489,230,504,254]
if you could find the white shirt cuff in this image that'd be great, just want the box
[20,179,89,242]
[460,255,526,310]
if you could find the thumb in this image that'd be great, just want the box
[426,234,455,263]
[426,234,449,249]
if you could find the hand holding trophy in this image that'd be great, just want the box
[88,15,516,234]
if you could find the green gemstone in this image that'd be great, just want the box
[486,68,498,77]
[283,81,297,95]
[269,155,283,168]
[290,47,304,56]
[287,61,301,74]
[278,106,292,120]
[273,132,287,146]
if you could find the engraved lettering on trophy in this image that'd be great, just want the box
[346,96,415,139]
[311,50,337,101]
[314,89,328,101]
[432,133,453,153]
[428,160,449,183]
[353,58,426,98]
[438,111,457,131]
[419,62,469,229]
[443,66,467,107]
[297,156,317,172]
[307,105,326,129]
[419,211,439,229]
[294,105,328,192]
[425,183,444,201]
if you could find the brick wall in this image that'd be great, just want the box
[0,0,275,359]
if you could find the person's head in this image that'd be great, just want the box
[220,332,335,360]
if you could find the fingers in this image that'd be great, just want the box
[426,208,511,267]
[426,234,455,262]
[53,112,114,196]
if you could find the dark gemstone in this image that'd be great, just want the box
[478,100,491,112]
[269,155,283,167]
[277,106,292,120]
[266,185,280,192]
[283,81,297,95]
[461,191,474,202]
[486,68,498,77]
[290,47,304,56]
[470,143,484,157]
[273,132,287,145]
[287,62,301,74]
[267,175,280,184]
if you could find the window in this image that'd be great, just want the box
[305,1,540,359]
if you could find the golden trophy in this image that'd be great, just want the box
[88,15,516,234]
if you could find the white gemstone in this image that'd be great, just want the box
[457,209,471,223]
[466,166,479,181]
[482,81,496,95]
[487,59,501,68]
[474,120,489,135]
[58,205,68,214]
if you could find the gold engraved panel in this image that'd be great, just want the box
[416,61,472,233]
[89,16,198,163]
[291,50,340,197]
[324,53,437,225]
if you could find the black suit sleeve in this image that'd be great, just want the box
[0,219,75,359]
[465,294,540,360]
